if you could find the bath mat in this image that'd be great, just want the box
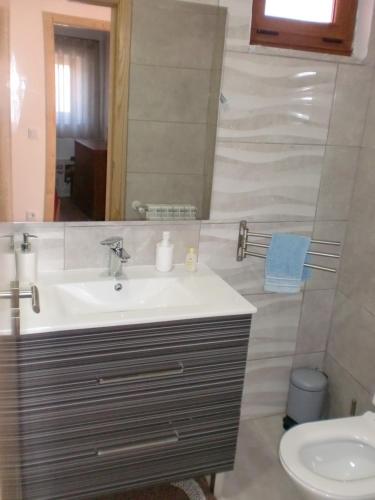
[95,477,216,500]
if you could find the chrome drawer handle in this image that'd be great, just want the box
[97,362,184,385]
[96,431,179,457]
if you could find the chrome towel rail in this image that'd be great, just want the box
[0,281,40,313]
[236,220,341,274]
[0,281,40,335]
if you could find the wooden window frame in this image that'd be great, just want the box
[250,0,358,56]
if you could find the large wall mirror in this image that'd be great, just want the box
[1,0,226,223]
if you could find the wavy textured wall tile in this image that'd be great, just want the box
[217,52,337,144]
[210,142,324,221]
[246,293,303,360]
[241,356,293,419]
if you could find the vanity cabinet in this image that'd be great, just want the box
[17,314,252,500]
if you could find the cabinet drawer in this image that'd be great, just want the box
[18,335,248,385]
[17,316,251,436]
[23,449,231,500]
[18,346,246,407]
[22,406,238,465]
[20,377,244,435]
[22,407,238,500]
[17,316,251,372]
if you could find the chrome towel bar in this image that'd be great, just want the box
[0,281,40,313]
[236,220,341,274]
[246,230,341,246]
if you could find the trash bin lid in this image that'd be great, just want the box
[291,368,327,392]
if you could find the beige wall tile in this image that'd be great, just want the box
[328,65,373,147]
[219,0,252,53]
[64,222,201,269]
[293,352,325,371]
[338,148,375,313]
[241,356,293,420]
[246,293,303,360]
[316,146,359,221]
[296,289,335,354]
[362,76,375,148]
[328,292,375,395]
[324,354,373,418]
[129,65,210,123]
[132,0,222,69]
[127,121,207,175]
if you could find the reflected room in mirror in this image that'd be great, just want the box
[2,0,226,223]
[54,25,110,221]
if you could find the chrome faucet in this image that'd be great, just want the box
[100,237,130,278]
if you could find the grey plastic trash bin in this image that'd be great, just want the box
[283,368,328,430]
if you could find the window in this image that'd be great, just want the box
[251,0,358,56]
[55,35,100,138]
[55,64,71,114]
[264,0,335,24]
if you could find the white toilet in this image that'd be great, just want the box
[279,412,375,500]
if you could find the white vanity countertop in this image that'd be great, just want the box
[19,264,257,335]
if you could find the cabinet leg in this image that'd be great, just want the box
[209,473,216,494]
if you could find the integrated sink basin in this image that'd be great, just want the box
[54,276,200,315]
[20,264,257,334]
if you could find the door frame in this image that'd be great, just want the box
[43,1,132,221]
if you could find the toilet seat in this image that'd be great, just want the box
[279,412,375,499]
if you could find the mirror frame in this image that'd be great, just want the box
[44,0,132,221]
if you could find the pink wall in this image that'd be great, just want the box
[0,0,12,221]
[10,0,111,221]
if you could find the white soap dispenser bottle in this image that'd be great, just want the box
[155,231,174,272]
[0,234,16,286]
[16,233,38,285]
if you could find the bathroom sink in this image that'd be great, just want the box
[20,264,257,334]
[53,276,200,315]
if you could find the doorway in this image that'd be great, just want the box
[43,13,111,221]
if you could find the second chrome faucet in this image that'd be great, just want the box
[100,237,131,278]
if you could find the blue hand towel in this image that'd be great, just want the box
[264,233,311,294]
